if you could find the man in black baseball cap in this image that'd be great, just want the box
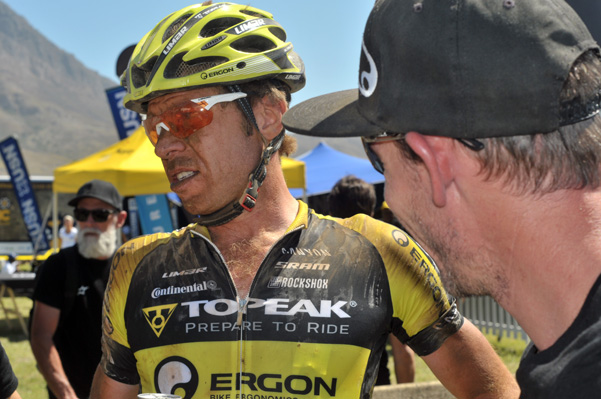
[284,0,601,396]
[31,179,127,399]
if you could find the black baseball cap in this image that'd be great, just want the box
[68,180,123,210]
[283,0,601,139]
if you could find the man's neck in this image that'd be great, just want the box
[493,189,601,350]
[206,188,300,298]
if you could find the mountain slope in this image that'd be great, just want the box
[0,1,366,178]
[0,1,118,175]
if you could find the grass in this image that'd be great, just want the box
[0,296,527,397]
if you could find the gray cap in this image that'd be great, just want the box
[68,179,123,210]
[283,0,600,139]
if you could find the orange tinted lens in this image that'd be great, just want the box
[143,103,214,146]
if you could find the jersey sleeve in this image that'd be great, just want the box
[341,215,464,356]
[99,239,143,385]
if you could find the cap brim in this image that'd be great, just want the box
[283,89,383,137]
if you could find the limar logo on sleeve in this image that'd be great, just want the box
[143,304,178,338]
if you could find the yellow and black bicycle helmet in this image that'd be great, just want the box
[122,2,306,114]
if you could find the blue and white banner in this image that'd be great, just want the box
[135,194,173,235]
[0,137,50,252]
[106,85,141,140]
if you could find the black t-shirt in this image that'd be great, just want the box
[517,273,601,398]
[0,342,18,398]
[32,245,111,398]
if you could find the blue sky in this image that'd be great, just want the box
[3,1,374,107]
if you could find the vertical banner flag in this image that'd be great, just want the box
[105,83,173,237]
[135,194,173,234]
[0,137,50,252]
[106,86,141,140]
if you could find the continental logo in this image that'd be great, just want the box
[151,280,217,298]
[201,67,234,79]
[143,303,178,337]
[211,372,337,396]
[268,277,328,289]
[274,261,330,271]
[162,267,207,278]
[182,298,352,318]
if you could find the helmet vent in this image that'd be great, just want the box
[231,36,276,53]
[240,9,269,19]
[131,56,158,88]
[164,53,229,78]
[163,13,194,43]
[200,17,244,38]
[268,27,286,42]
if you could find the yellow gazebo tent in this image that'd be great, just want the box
[52,127,305,247]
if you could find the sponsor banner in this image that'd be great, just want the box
[105,85,141,140]
[0,137,49,252]
[135,194,173,235]
[127,197,141,238]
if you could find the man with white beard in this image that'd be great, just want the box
[31,180,127,399]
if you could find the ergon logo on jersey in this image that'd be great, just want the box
[163,26,188,55]
[151,280,216,299]
[281,247,332,257]
[268,277,328,289]
[162,268,207,278]
[182,298,351,318]
[211,372,337,396]
[233,19,266,35]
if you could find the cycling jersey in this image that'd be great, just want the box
[101,201,463,398]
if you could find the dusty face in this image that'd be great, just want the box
[148,88,263,216]
[371,140,502,298]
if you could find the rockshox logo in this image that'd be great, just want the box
[268,277,328,289]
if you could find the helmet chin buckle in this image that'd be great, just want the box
[194,130,284,226]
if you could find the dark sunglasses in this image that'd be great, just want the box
[73,208,116,222]
[362,134,485,174]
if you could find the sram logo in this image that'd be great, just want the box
[182,298,351,318]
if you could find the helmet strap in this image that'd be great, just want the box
[193,124,285,227]
[228,84,260,135]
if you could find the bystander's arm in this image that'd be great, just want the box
[422,319,519,399]
[29,301,79,399]
[90,365,139,399]
[390,334,415,383]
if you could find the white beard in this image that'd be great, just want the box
[77,224,118,259]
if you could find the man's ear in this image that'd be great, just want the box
[254,96,286,140]
[116,210,128,229]
[404,132,454,207]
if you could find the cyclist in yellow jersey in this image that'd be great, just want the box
[90,2,519,398]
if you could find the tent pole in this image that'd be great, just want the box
[52,190,58,251]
